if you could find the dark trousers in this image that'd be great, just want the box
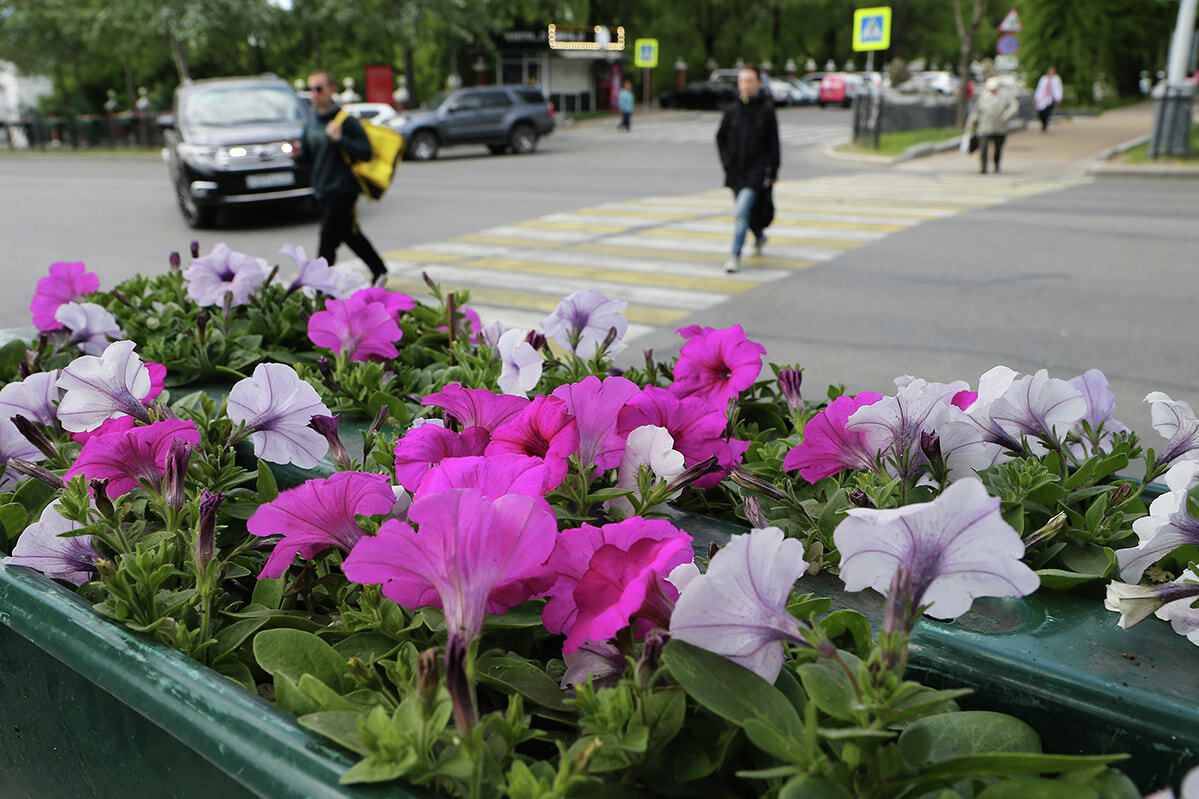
[979,134,1006,173]
[1038,103,1055,131]
[619,111,631,130]
[317,194,387,279]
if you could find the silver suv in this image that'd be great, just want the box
[397,85,555,161]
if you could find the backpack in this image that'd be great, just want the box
[332,110,404,200]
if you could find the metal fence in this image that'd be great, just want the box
[852,91,1036,148]
[0,113,166,150]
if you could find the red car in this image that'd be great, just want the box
[817,73,863,108]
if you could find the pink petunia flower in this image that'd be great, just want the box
[3,503,98,585]
[782,392,885,482]
[669,324,766,408]
[422,383,528,432]
[617,386,749,490]
[56,340,153,432]
[307,294,403,362]
[30,261,100,332]
[486,395,580,490]
[227,363,331,468]
[413,454,552,500]
[182,243,267,307]
[542,517,692,652]
[248,471,396,579]
[551,375,640,474]
[343,487,559,645]
[393,424,491,492]
[64,418,201,499]
[352,286,417,320]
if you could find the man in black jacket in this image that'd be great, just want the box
[715,65,780,274]
[293,70,387,281]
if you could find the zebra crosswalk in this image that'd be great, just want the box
[558,109,850,149]
[374,171,1087,346]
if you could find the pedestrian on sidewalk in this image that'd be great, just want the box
[1034,66,1064,133]
[966,77,1018,174]
[617,80,635,131]
[715,64,780,274]
[291,70,388,281]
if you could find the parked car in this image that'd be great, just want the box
[659,81,737,110]
[817,72,864,108]
[707,68,800,106]
[161,74,311,228]
[778,75,819,105]
[395,85,554,161]
[340,102,404,132]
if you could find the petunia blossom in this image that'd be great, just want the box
[227,363,331,468]
[3,503,98,585]
[30,261,100,332]
[551,375,640,473]
[834,477,1040,621]
[561,641,627,690]
[540,289,629,358]
[307,294,403,361]
[55,302,125,355]
[486,395,579,490]
[1145,391,1199,470]
[413,454,552,500]
[343,487,558,645]
[1105,573,1199,631]
[669,324,766,408]
[0,417,46,489]
[1153,568,1199,648]
[64,418,201,499]
[182,242,267,307]
[422,383,528,432]
[0,371,61,428]
[846,379,966,480]
[610,425,686,516]
[280,244,339,296]
[1115,460,1199,582]
[392,424,490,492]
[56,340,152,432]
[1067,369,1128,456]
[987,369,1086,452]
[496,328,543,396]
[352,286,417,320]
[670,526,811,683]
[248,471,396,579]
[782,392,884,482]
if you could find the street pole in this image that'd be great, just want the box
[1152,0,1197,157]
[643,67,651,109]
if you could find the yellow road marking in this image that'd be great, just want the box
[706,215,906,232]
[634,227,866,249]
[380,248,465,263]
[457,234,563,249]
[574,243,817,270]
[465,257,760,293]
[514,219,629,234]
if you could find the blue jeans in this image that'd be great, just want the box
[732,187,760,257]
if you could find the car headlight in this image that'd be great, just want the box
[177,143,219,167]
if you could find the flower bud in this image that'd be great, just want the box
[524,330,546,351]
[599,326,620,358]
[643,349,655,374]
[778,368,804,413]
[308,414,351,469]
[663,455,721,494]
[162,438,192,510]
[1023,511,1067,549]
[743,495,768,528]
[849,489,872,508]
[6,457,63,489]
[194,489,225,573]
[263,263,279,287]
[12,415,59,461]
[189,240,200,258]
[607,366,624,377]
[90,479,116,518]
[195,310,209,341]
[110,289,135,309]
[417,647,441,708]
[1110,481,1134,507]
[729,465,791,503]
[920,430,945,479]
[444,636,477,736]
[422,271,437,291]
[221,290,234,326]
[169,251,181,272]
[635,630,667,689]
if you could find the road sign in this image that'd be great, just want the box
[633,38,658,68]
[996,33,1020,55]
[852,6,892,52]
[998,7,1022,32]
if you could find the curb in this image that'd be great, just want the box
[1085,132,1199,178]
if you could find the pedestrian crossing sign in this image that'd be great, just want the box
[852,6,891,51]
[634,39,659,68]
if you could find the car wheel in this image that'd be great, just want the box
[509,123,537,155]
[407,130,439,161]
[487,144,509,155]
[841,98,852,108]
[817,100,827,108]
[175,179,216,228]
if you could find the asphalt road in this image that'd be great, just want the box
[2,105,1195,440]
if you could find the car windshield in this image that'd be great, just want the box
[423,91,452,110]
[184,86,301,126]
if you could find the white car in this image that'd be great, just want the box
[340,102,405,132]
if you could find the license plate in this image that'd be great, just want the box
[245,171,295,189]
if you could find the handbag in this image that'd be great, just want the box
[968,134,980,154]
[332,110,404,200]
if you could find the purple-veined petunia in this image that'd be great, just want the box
[1067,369,1128,457]
[1151,568,1199,647]
[485,395,579,490]
[782,392,884,482]
[248,471,396,579]
[393,424,491,493]
[183,242,267,307]
[1105,570,1199,632]
[422,383,528,432]
[307,293,403,362]
[64,418,201,500]
[670,526,811,683]
[55,302,124,355]
[617,385,749,490]
[227,363,331,468]
[551,375,640,474]
[1145,391,1199,470]
[281,244,340,297]
[0,416,46,489]
[669,324,766,409]
[3,503,98,585]
[561,641,628,690]
[0,371,61,428]
[496,328,544,396]
[413,454,552,500]
[30,261,100,332]
[984,369,1086,454]
[846,379,966,480]
[610,425,686,516]
[56,340,153,432]
[540,289,629,358]
[343,487,559,646]
[1116,460,1199,582]
[68,361,166,446]
[834,477,1040,622]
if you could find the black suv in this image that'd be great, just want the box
[396,85,555,161]
[161,75,312,228]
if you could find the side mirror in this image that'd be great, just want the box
[445,102,460,113]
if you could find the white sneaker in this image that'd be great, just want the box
[752,235,767,256]
[723,256,741,273]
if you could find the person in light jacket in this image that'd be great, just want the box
[966,78,1019,174]
[1034,66,1064,132]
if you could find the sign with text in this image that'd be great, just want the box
[852,6,892,52]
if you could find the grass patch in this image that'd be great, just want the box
[837,126,962,156]
[1121,126,1199,163]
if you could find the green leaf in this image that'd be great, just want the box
[819,609,873,659]
[778,775,853,799]
[0,502,28,539]
[817,726,897,743]
[333,632,399,663]
[298,673,358,712]
[1035,568,1103,591]
[910,753,1124,784]
[254,628,353,693]
[339,752,417,785]
[975,778,1097,799]
[251,578,285,610]
[273,673,323,716]
[476,655,570,712]
[256,460,279,504]
[211,616,268,660]
[643,687,687,752]
[900,711,1041,764]
[798,659,857,722]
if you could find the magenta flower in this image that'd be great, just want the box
[3,503,97,585]
[540,289,629,358]
[618,386,749,490]
[542,517,692,648]
[55,302,124,355]
[393,424,491,492]
[782,392,885,482]
[486,395,580,490]
[183,243,267,307]
[64,418,200,499]
[307,294,403,362]
[353,286,417,319]
[248,471,396,579]
[227,363,331,468]
[30,261,100,332]
[422,383,528,432]
[343,487,559,644]
[551,375,640,473]
[413,454,552,500]
[56,340,153,432]
[669,324,766,408]
[671,527,811,682]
